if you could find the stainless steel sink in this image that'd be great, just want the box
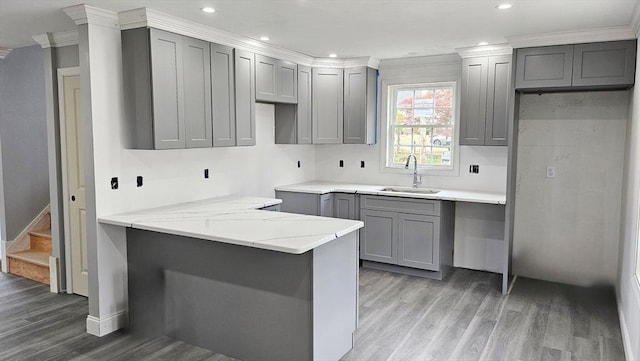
[380,187,440,194]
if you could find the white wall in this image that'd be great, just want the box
[617,56,640,361]
[80,23,315,331]
[513,91,628,287]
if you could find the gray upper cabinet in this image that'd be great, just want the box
[122,28,213,150]
[313,67,344,144]
[460,55,510,146]
[572,40,636,88]
[344,67,377,145]
[183,36,212,148]
[515,45,573,90]
[235,50,256,146]
[515,40,636,91]
[255,55,298,103]
[210,44,235,147]
[274,65,312,144]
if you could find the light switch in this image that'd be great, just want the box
[546,166,556,178]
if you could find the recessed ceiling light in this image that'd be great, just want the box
[478,41,489,46]
[329,53,337,58]
[496,3,512,10]
[201,7,216,13]
[260,36,270,41]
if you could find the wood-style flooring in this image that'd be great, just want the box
[0,267,626,361]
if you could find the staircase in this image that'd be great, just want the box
[7,228,52,285]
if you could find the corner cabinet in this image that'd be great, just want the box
[122,28,212,149]
[255,55,298,104]
[515,40,636,91]
[359,195,454,279]
[344,67,377,145]
[312,68,344,144]
[460,55,511,146]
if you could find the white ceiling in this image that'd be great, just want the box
[0,0,639,59]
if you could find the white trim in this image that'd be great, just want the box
[379,54,462,71]
[378,76,461,178]
[312,57,381,69]
[63,4,119,29]
[1,240,7,272]
[49,256,60,293]
[57,66,81,295]
[455,44,513,59]
[0,47,13,59]
[617,295,637,361]
[6,205,51,254]
[506,26,636,49]
[34,30,79,49]
[86,312,128,337]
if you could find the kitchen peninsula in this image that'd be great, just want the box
[99,196,363,361]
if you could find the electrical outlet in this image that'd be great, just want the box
[136,176,143,187]
[469,165,479,174]
[546,166,556,178]
[339,160,344,167]
[204,169,209,179]
[361,161,365,168]
[297,161,301,168]
[111,177,118,190]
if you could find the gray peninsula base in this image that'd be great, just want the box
[126,228,358,361]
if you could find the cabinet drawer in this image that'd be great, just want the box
[360,195,440,216]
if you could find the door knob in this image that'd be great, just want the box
[71,195,76,202]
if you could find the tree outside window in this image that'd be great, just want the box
[387,83,456,169]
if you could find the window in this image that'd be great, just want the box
[387,83,456,169]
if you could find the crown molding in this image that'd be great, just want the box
[33,30,78,48]
[507,26,636,49]
[0,48,13,60]
[455,43,513,58]
[311,57,380,69]
[63,4,119,29]
[379,53,461,70]
[119,7,314,66]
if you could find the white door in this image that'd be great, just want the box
[62,74,88,297]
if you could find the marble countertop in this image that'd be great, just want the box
[98,196,363,254]
[275,181,506,205]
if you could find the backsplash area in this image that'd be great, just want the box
[314,144,508,194]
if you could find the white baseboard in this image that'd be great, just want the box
[49,256,60,293]
[617,297,636,361]
[86,311,128,337]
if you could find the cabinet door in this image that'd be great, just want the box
[460,57,488,145]
[297,65,312,144]
[484,55,511,146]
[334,193,356,220]
[515,45,573,90]
[235,50,256,146]
[150,28,185,149]
[572,40,636,88]
[255,55,278,102]
[343,67,376,144]
[279,61,298,104]
[397,213,440,271]
[312,68,344,144]
[360,209,397,263]
[182,37,212,148]
[319,193,334,217]
[211,44,236,147]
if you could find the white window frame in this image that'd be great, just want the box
[379,78,461,177]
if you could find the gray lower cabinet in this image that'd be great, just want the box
[515,40,636,91]
[123,27,212,149]
[333,193,358,220]
[275,191,333,217]
[359,195,454,277]
[460,55,510,146]
[343,67,377,144]
[313,68,344,144]
[210,44,235,147]
[255,55,298,104]
[234,50,256,146]
[274,65,312,144]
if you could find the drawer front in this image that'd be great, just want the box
[360,195,440,216]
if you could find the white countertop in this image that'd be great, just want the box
[275,181,506,205]
[99,196,363,254]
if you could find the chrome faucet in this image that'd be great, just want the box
[405,154,422,188]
